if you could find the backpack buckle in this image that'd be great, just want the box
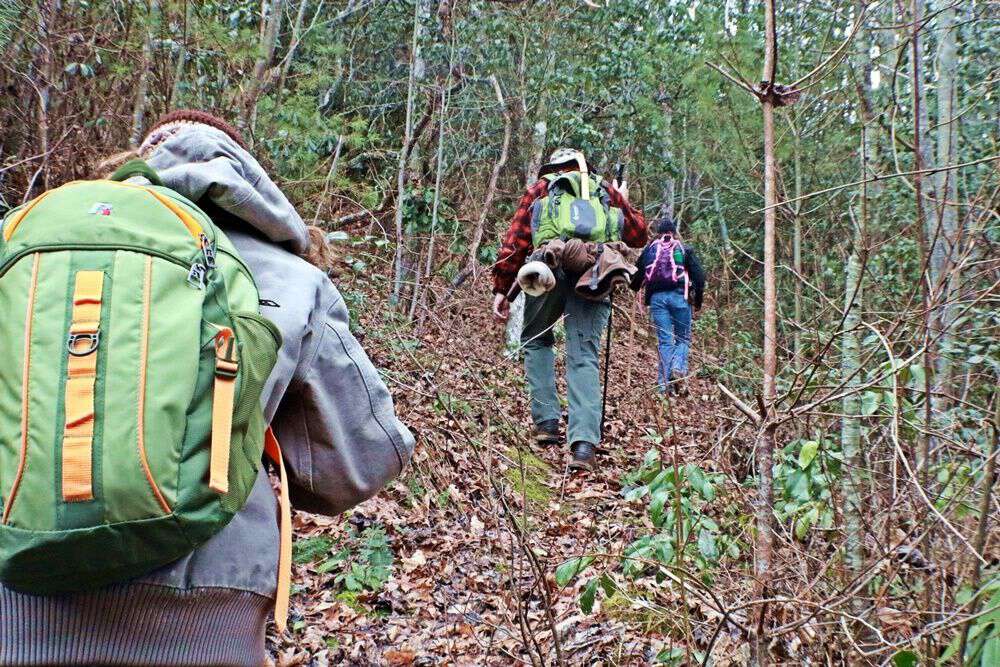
[67,331,100,357]
[214,328,238,377]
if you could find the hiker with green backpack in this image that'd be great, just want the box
[492,148,647,471]
[0,110,414,665]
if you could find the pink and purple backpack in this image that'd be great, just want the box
[645,234,689,300]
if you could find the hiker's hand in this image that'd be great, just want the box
[635,290,647,316]
[616,180,630,200]
[492,293,510,322]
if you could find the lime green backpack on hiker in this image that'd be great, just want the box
[0,161,281,595]
[530,171,624,245]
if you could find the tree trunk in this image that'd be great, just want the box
[930,0,959,432]
[842,2,879,610]
[391,0,428,306]
[30,0,57,195]
[464,76,511,276]
[909,0,934,474]
[275,0,311,100]
[840,233,863,575]
[411,40,455,322]
[506,105,548,350]
[130,2,155,147]
[840,116,866,613]
[753,1,780,662]
[792,128,803,366]
[909,3,938,643]
[243,0,285,133]
[714,189,732,309]
[169,0,194,108]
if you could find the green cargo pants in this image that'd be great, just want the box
[521,274,610,446]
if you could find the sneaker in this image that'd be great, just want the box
[568,441,596,472]
[533,419,561,446]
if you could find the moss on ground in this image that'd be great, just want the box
[502,447,554,511]
[602,589,684,635]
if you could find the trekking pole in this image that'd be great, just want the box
[600,290,614,439]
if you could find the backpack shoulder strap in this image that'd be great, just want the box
[663,236,690,298]
[664,236,681,268]
[264,427,292,634]
[595,176,613,199]
[645,237,665,280]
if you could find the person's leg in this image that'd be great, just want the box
[521,279,568,428]
[563,291,611,447]
[649,291,676,391]
[667,290,692,378]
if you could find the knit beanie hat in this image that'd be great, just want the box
[139,109,248,157]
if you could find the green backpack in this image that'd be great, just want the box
[0,161,282,596]
[530,171,624,245]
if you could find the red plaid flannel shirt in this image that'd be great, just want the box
[492,179,647,296]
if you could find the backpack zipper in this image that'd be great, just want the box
[0,191,55,241]
[98,180,213,246]
[1,253,41,524]
[2,244,259,301]
[136,255,172,513]
[3,181,214,248]
[0,244,198,280]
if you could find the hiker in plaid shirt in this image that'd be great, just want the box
[491,148,646,471]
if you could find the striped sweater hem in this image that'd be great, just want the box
[0,583,271,666]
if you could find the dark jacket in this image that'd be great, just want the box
[631,237,706,308]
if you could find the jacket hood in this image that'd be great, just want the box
[142,125,309,254]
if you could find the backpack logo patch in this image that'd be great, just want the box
[89,202,113,216]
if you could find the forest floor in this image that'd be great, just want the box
[266,269,749,666]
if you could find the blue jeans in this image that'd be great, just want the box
[649,290,691,389]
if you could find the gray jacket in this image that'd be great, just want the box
[0,126,414,666]
[141,125,415,591]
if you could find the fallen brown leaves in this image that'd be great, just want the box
[266,270,742,665]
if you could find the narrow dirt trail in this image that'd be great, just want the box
[269,279,732,665]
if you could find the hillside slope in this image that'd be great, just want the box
[268,268,752,665]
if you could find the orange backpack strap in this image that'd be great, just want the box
[264,427,291,634]
[63,270,105,502]
[209,328,238,494]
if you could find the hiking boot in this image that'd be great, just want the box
[667,377,688,397]
[533,419,561,446]
[568,441,596,472]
